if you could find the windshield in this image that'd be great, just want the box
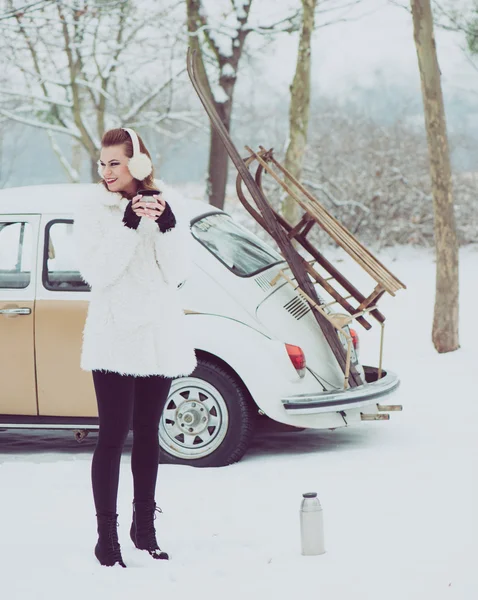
[191,213,284,277]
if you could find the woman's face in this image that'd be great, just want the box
[99,144,137,195]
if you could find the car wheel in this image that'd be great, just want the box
[158,357,256,467]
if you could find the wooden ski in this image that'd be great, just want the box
[186,48,362,387]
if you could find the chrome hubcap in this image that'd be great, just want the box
[177,401,209,435]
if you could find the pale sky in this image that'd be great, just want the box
[255,0,477,100]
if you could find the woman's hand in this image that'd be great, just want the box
[131,194,166,221]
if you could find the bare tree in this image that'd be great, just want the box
[186,0,306,209]
[186,0,253,209]
[410,0,459,353]
[0,0,193,181]
[272,0,371,223]
[228,96,477,251]
[282,0,318,226]
[0,0,54,21]
[186,0,370,210]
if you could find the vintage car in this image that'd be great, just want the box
[0,183,400,467]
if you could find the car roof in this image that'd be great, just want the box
[0,182,223,221]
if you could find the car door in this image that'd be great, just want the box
[34,216,97,417]
[0,216,39,415]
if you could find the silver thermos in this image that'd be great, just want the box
[300,492,326,556]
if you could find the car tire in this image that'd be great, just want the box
[158,357,256,467]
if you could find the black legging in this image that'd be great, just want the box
[91,370,173,515]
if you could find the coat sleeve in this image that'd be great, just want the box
[73,204,142,290]
[153,184,195,288]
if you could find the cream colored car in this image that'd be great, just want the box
[0,183,400,467]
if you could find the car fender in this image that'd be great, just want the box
[184,313,400,432]
[185,312,303,414]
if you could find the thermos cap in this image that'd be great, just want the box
[303,492,317,498]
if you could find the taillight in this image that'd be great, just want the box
[350,328,359,354]
[285,343,306,378]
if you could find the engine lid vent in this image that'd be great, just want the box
[283,295,311,320]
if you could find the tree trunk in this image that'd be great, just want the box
[186,0,250,210]
[71,138,82,182]
[410,0,459,353]
[90,156,98,183]
[282,0,317,225]
[186,0,214,101]
[208,100,232,209]
[187,0,227,207]
[207,84,236,209]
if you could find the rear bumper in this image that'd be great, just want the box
[281,366,400,414]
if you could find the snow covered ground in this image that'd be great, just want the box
[1,246,476,600]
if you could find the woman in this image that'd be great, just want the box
[74,127,197,568]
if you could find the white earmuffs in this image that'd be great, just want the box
[97,127,153,181]
[122,127,153,180]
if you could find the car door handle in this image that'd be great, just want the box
[0,308,32,315]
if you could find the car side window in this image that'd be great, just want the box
[44,220,90,292]
[0,221,32,289]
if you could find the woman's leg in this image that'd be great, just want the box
[131,375,173,502]
[91,370,135,515]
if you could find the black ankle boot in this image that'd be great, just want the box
[95,513,126,568]
[130,500,169,560]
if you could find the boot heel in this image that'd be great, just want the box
[130,500,169,560]
[95,513,126,568]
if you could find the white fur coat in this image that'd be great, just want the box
[73,178,197,378]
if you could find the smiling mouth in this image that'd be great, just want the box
[106,179,117,184]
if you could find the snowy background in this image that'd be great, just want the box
[1,0,477,597]
[3,0,478,185]
[1,245,476,600]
